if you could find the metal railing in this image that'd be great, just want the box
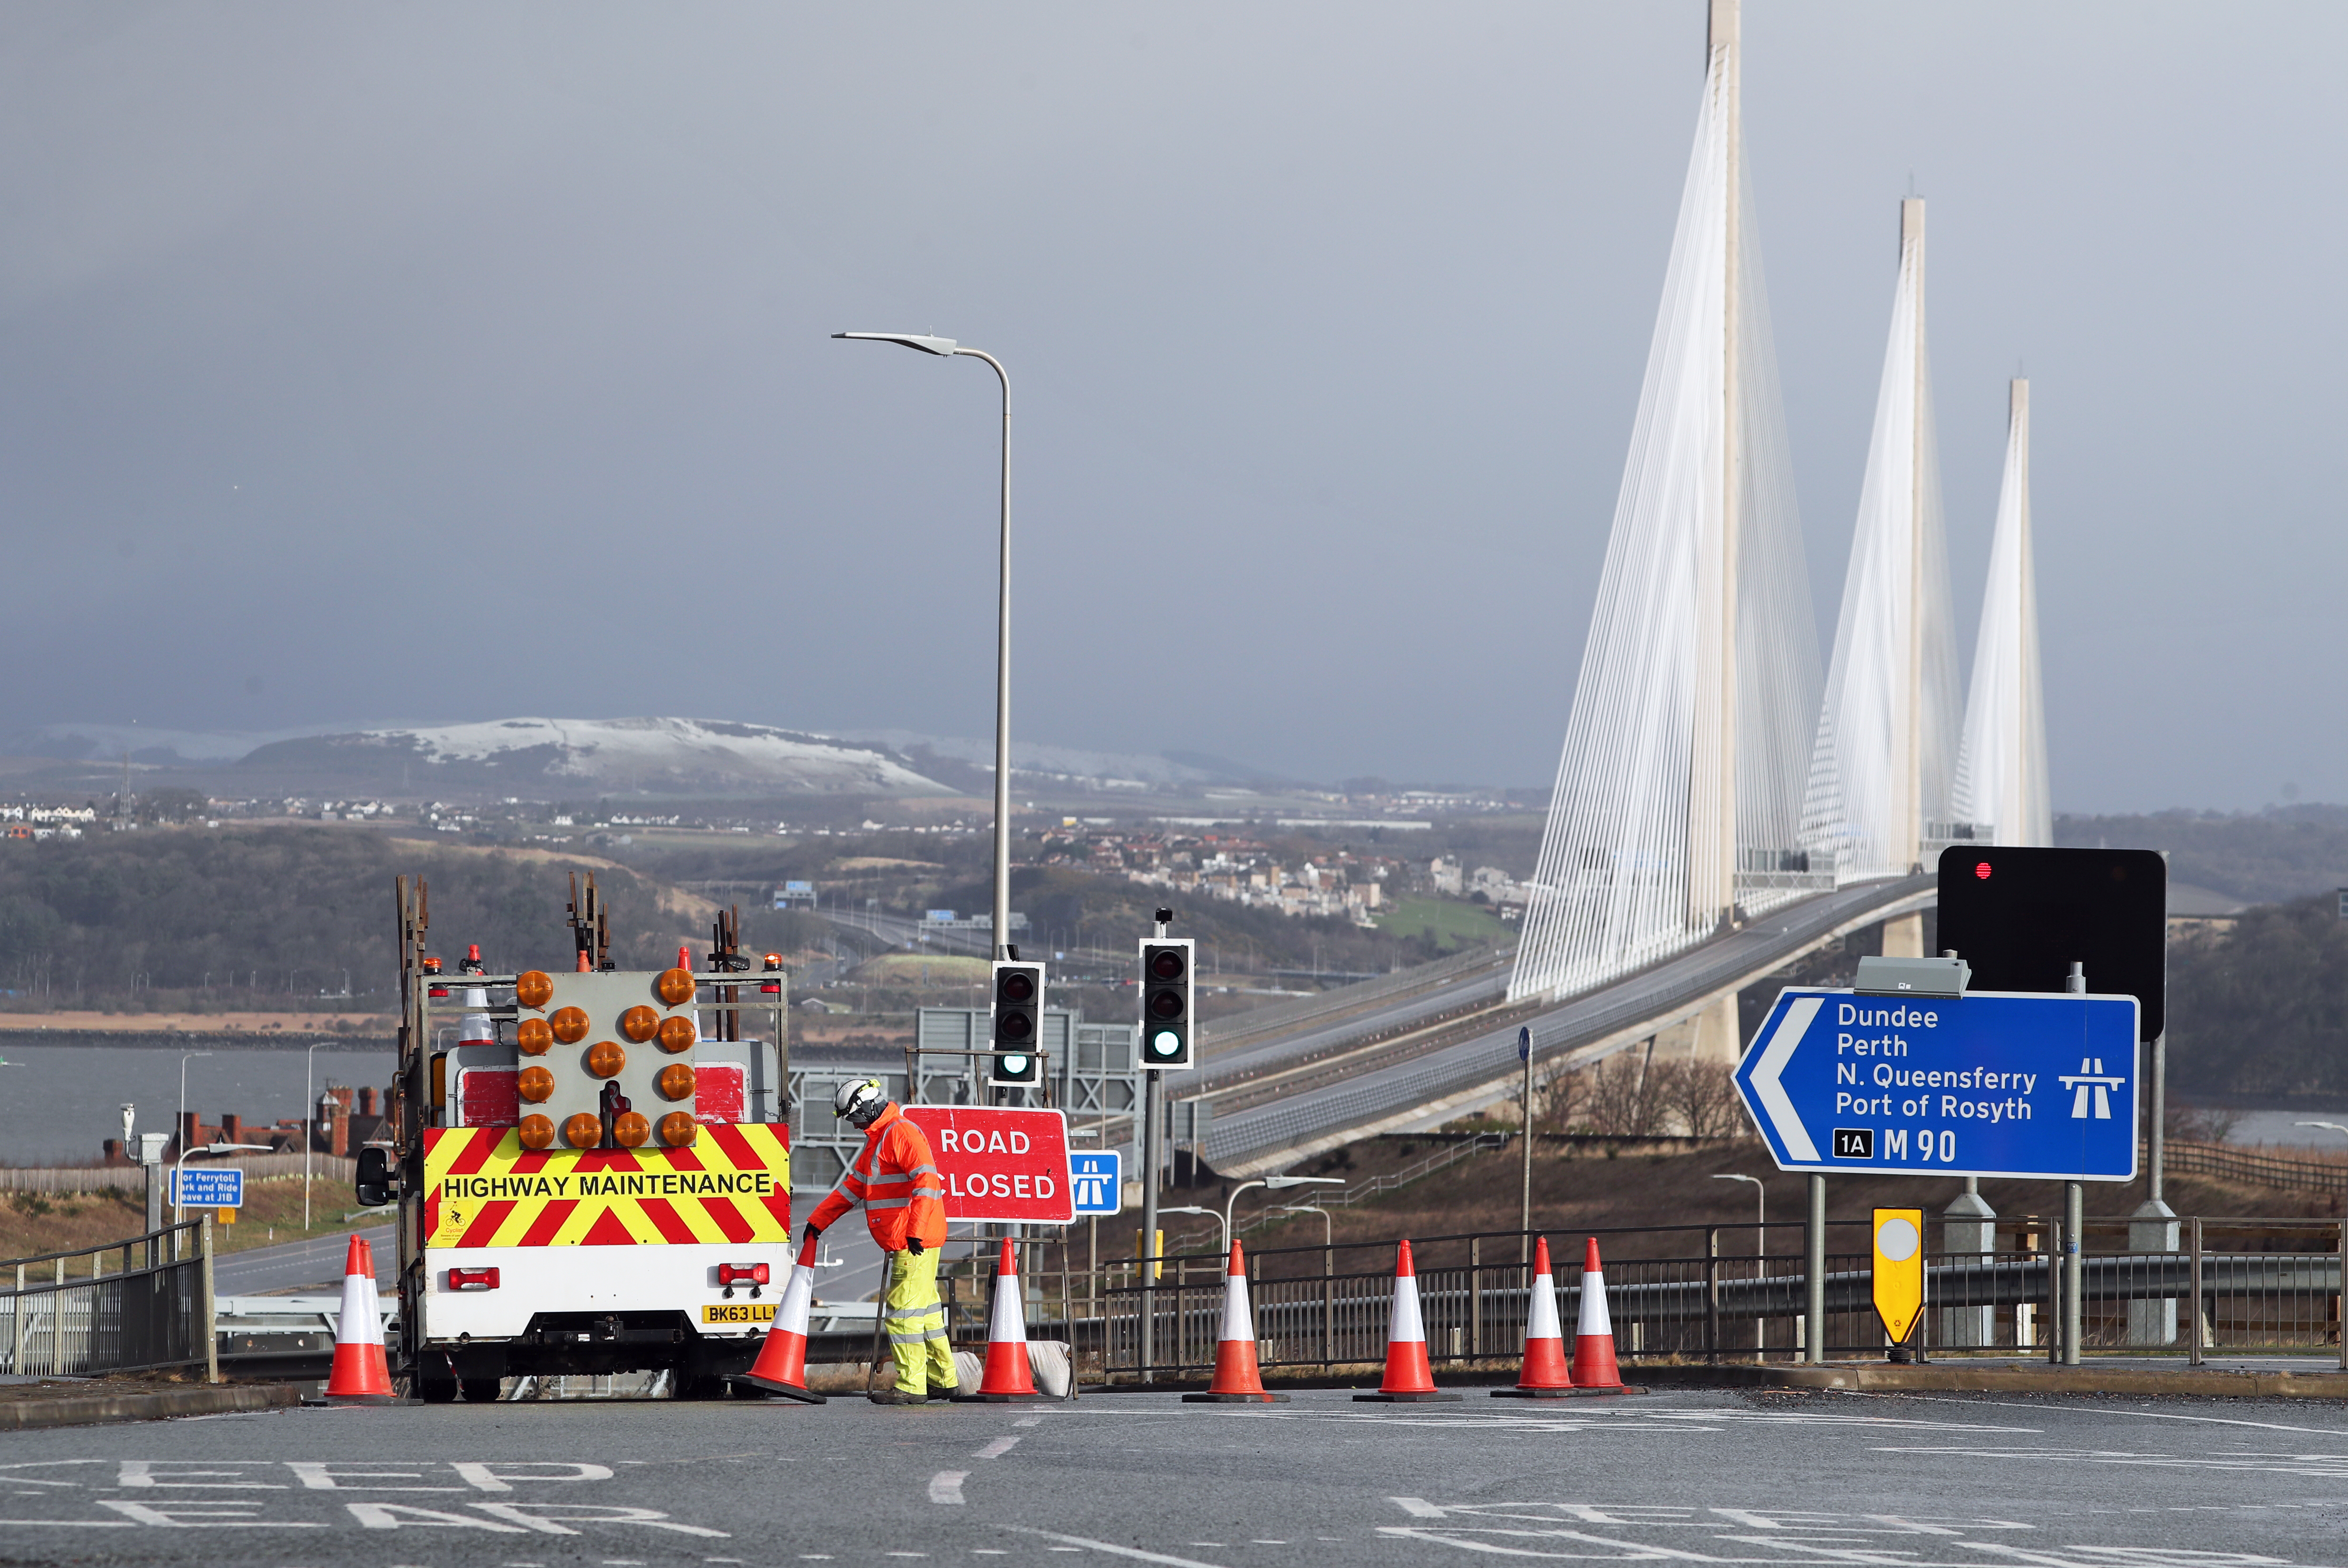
[971,1212,2348,1382]
[2157,1140,2348,1198]
[0,1221,215,1380]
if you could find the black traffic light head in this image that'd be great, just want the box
[1937,845,2167,1040]
[1138,938,1194,1070]
[989,960,1044,1087]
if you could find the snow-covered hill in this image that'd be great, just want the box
[233,717,952,797]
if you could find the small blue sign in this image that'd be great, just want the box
[1069,1151,1122,1215]
[173,1167,245,1208]
[1733,988,2140,1182]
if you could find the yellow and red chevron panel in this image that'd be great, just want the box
[423,1124,791,1249]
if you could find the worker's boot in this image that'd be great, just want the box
[926,1385,961,1401]
[867,1389,927,1405]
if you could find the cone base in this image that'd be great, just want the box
[959,1391,1059,1402]
[730,1374,827,1404]
[319,1393,400,1405]
[1353,1390,1463,1402]
[1490,1385,1577,1398]
[1181,1391,1290,1403]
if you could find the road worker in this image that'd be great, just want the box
[803,1078,957,1404]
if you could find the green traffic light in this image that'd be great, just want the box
[1150,1029,1181,1058]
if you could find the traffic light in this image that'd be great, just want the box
[989,960,1045,1087]
[1138,939,1194,1070]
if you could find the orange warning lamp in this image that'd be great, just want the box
[613,1112,651,1149]
[515,970,553,1008]
[620,1005,660,1043]
[657,1063,695,1101]
[657,1015,696,1053]
[562,1112,603,1149]
[659,1112,698,1147]
[550,1007,590,1044]
[517,1114,555,1150]
[586,1041,627,1079]
[656,967,696,1006]
[516,1066,555,1104]
[516,1018,553,1056]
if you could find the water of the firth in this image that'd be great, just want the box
[0,1043,396,1166]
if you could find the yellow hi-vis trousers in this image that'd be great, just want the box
[884,1247,956,1396]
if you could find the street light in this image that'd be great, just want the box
[1275,1204,1334,1248]
[1158,1204,1227,1257]
[173,1050,212,1219]
[1225,1174,1345,1244]
[1713,1173,1766,1361]
[835,330,1016,959]
[304,1041,327,1232]
[2295,1121,2348,1140]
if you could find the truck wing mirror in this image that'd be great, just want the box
[355,1146,395,1208]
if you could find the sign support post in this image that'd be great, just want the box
[1518,1026,1534,1264]
[1805,1174,1825,1363]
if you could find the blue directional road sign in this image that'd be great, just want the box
[1069,1151,1122,1215]
[172,1167,245,1208]
[1734,988,2140,1182]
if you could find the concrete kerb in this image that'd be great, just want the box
[0,1381,302,1430]
[1090,1359,2348,1400]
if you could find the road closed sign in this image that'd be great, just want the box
[904,1106,1073,1225]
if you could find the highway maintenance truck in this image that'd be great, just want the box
[364,874,791,1400]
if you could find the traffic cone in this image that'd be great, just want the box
[324,1235,394,1402]
[968,1238,1051,1402]
[1568,1237,1634,1393]
[1491,1236,1574,1398]
[733,1240,827,1403]
[1182,1241,1289,1403]
[1353,1240,1461,1402]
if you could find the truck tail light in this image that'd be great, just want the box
[448,1267,500,1292]
[717,1263,770,1287]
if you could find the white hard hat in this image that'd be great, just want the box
[833,1078,886,1127]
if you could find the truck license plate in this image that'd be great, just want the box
[702,1302,776,1325]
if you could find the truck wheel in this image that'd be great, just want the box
[417,1371,458,1404]
[673,1372,732,1400]
[460,1376,503,1404]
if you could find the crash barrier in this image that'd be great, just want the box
[0,1155,358,1195]
[1200,874,1933,1172]
[1200,946,1509,1055]
[0,1220,214,1379]
[1061,1214,2348,1382]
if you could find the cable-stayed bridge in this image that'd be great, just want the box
[1186,0,2052,1177]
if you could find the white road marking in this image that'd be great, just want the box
[1015,1415,1046,1427]
[1005,1530,1232,1568]
[1878,1445,2348,1479]
[975,1436,1022,1459]
[930,1472,969,1505]
[1884,1391,2348,1439]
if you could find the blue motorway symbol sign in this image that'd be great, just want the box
[1734,988,2140,1182]
[1069,1151,1122,1215]
[172,1167,245,1208]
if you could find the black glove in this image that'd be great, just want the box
[907,1236,925,1256]
[802,1223,821,1249]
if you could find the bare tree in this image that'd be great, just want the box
[1577,1054,1659,1137]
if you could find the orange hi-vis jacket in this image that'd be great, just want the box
[806,1104,947,1252]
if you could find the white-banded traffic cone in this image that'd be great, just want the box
[969,1238,1051,1401]
[1353,1239,1461,1402]
[734,1238,827,1403]
[1568,1237,1635,1393]
[325,1235,394,1402]
[1492,1235,1574,1398]
[1182,1241,1289,1403]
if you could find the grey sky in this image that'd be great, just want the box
[0,4,2337,811]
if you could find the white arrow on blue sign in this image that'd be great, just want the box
[172,1167,245,1208]
[1733,988,2140,1182]
[1069,1151,1122,1215]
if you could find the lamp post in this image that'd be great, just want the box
[1275,1203,1334,1248]
[834,331,1016,959]
[304,1041,326,1231]
[1224,1175,1345,1245]
[2295,1121,2348,1140]
[1712,1173,1766,1359]
[1158,1205,1227,1257]
[174,1051,212,1221]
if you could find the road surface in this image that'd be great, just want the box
[3,1384,2343,1563]
[211,1225,395,1295]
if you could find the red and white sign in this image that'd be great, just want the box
[904,1106,1073,1225]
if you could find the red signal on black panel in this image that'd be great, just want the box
[1975,862,1992,880]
